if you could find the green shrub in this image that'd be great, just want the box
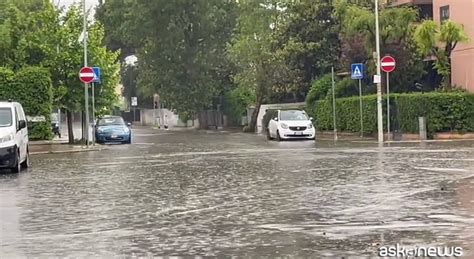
[309,92,474,134]
[223,87,255,126]
[335,78,359,98]
[0,66,53,140]
[306,74,333,112]
[0,68,15,96]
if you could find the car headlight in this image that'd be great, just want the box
[97,128,104,133]
[55,123,59,127]
[0,134,13,143]
[280,123,288,129]
[124,127,130,133]
[307,123,313,129]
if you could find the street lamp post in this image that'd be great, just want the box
[374,0,384,145]
[82,0,90,147]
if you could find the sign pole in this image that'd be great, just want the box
[331,66,338,141]
[359,79,363,138]
[380,55,396,142]
[91,82,95,145]
[386,72,390,141]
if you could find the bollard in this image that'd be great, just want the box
[419,116,427,141]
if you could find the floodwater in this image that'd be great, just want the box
[1,128,474,257]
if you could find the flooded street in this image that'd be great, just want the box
[1,127,474,257]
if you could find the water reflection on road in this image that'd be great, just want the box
[1,129,473,257]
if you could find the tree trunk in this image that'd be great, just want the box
[66,109,74,144]
[446,56,452,89]
[249,96,263,133]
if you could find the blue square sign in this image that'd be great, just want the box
[351,63,364,80]
[93,67,101,83]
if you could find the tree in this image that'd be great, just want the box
[0,1,120,142]
[414,20,469,89]
[228,0,289,132]
[335,0,425,92]
[275,0,341,102]
[98,0,237,127]
[95,0,135,60]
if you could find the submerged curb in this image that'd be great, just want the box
[30,148,105,156]
[351,139,474,144]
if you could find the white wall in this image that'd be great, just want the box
[140,109,198,127]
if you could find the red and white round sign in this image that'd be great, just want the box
[79,67,95,83]
[381,55,396,73]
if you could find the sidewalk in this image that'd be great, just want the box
[30,144,105,155]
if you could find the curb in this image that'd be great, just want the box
[30,148,105,156]
[29,142,70,146]
[351,139,474,144]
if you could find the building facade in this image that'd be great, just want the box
[389,0,474,92]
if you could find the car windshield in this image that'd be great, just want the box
[0,108,12,127]
[98,117,125,126]
[280,110,309,121]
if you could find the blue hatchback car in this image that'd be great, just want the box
[95,116,132,144]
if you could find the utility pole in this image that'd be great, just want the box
[331,67,338,141]
[82,0,90,147]
[374,0,384,145]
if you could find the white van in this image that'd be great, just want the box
[0,101,30,172]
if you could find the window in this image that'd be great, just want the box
[279,110,309,121]
[98,117,125,126]
[0,108,12,127]
[440,5,450,22]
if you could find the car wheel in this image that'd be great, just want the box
[276,130,281,141]
[266,129,272,140]
[11,149,21,173]
[21,147,30,169]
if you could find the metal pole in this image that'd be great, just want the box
[58,108,61,138]
[359,79,363,138]
[83,0,89,147]
[331,66,338,141]
[375,0,384,145]
[91,82,95,145]
[386,72,390,141]
[133,106,136,122]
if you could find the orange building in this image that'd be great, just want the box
[389,0,474,92]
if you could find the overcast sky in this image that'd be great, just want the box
[55,0,99,9]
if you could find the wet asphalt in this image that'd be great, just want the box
[1,127,474,257]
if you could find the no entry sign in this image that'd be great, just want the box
[79,67,95,83]
[381,56,396,73]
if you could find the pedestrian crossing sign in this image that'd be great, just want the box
[351,63,364,80]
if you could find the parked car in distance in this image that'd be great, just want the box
[94,115,132,144]
[267,109,315,141]
[0,101,30,172]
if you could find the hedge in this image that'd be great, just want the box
[309,92,474,135]
[0,67,53,140]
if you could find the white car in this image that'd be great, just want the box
[267,110,315,141]
[0,101,30,172]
